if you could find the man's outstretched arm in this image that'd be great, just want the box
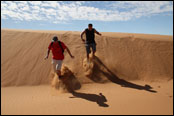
[81,30,86,42]
[94,29,102,36]
[44,49,50,60]
[66,47,74,58]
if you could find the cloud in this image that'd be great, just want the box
[20,5,30,11]
[28,1,42,6]
[1,1,173,23]
[6,1,18,10]
[41,1,60,8]
[110,1,173,18]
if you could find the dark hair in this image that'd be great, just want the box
[52,36,58,42]
[88,23,93,27]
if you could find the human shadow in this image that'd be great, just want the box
[88,56,157,93]
[70,91,109,107]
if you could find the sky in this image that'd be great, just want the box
[1,1,173,35]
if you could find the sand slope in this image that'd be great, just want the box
[1,29,173,87]
[1,29,173,115]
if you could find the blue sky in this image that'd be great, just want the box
[1,1,173,35]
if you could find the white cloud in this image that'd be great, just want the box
[7,2,18,10]
[31,5,40,10]
[15,1,28,7]
[1,1,173,23]
[53,21,61,24]
[2,9,23,21]
[1,2,7,8]
[20,5,30,11]
[28,1,42,6]
[41,1,60,8]
[110,1,173,18]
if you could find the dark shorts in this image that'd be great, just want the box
[85,43,96,54]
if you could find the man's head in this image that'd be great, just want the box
[52,36,58,42]
[88,23,93,30]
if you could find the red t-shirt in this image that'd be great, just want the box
[48,41,67,60]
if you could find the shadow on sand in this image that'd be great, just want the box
[70,91,109,107]
[87,56,157,93]
[61,56,156,108]
[59,67,109,107]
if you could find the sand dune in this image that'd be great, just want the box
[1,29,173,87]
[1,29,173,115]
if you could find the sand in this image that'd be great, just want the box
[1,81,173,115]
[1,29,173,115]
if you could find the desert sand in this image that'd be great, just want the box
[1,29,173,115]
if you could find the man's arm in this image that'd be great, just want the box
[81,30,86,42]
[66,47,74,58]
[44,49,50,60]
[94,29,102,36]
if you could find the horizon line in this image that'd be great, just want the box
[1,28,173,36]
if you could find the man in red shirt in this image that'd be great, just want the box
[45,36,74,79]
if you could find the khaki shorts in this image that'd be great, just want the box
[52,59,63,72]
